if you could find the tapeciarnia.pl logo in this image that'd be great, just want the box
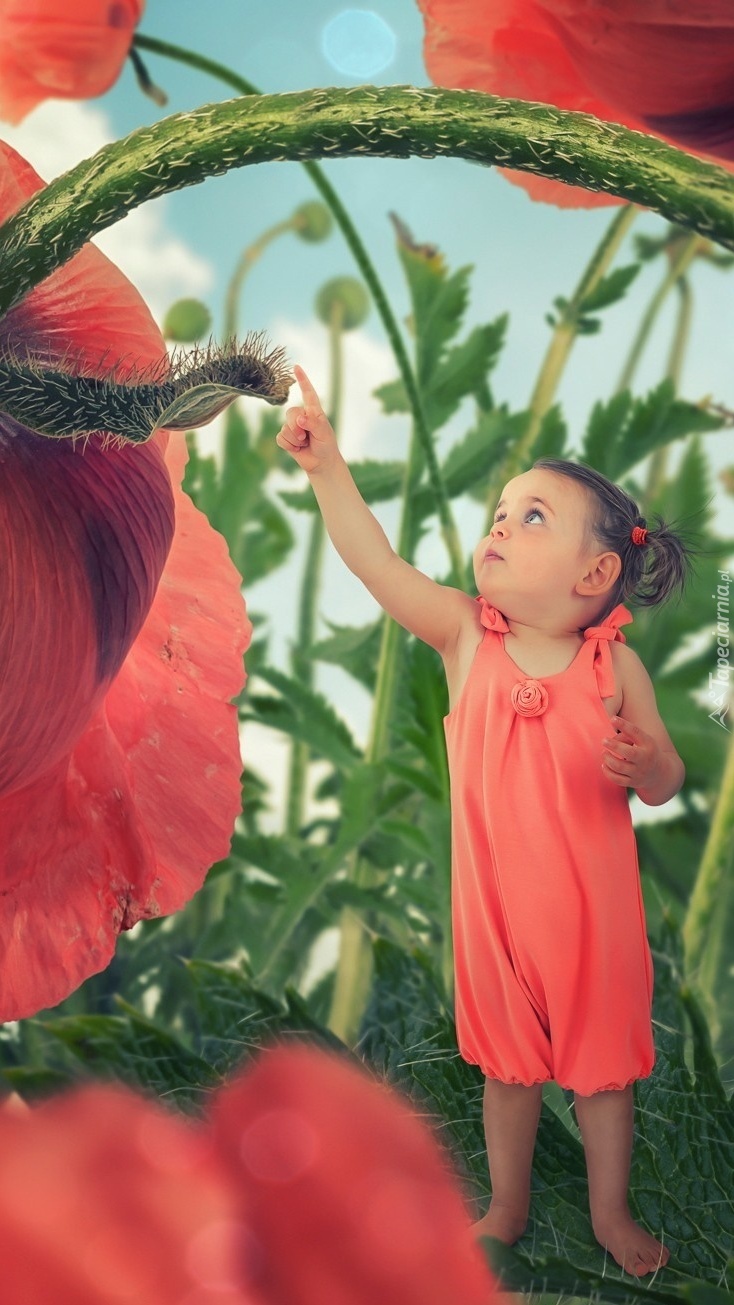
[709,569,731,730]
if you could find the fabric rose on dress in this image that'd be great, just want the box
[0,0,143,124]
[0,1041,499,1305]
[511,678,549,717]
[417,0,734,208]
[0,139,250,1021]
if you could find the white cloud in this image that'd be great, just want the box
[2,99,212,319]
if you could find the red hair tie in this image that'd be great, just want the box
[631,525,648,546]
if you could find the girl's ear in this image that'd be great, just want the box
[576,550,621,597]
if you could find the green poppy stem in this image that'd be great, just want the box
[132,35,462,582]
[328,412,437,1044]
[285,301,345,837]
[615,231,702,396]
[682,716,734,1048]
[482,202,638,533]
[644,273,693,502]
[223,218,298,342]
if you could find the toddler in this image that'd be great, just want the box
[277,364,692,1278]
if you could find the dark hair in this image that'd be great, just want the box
[531,456,698,623]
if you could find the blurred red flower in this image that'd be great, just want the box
[417,0,734,207]
[0,0,143,123]
[0,1042,498,1305]
[0,140,250,1020]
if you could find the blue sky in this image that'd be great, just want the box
[3,1,731,825]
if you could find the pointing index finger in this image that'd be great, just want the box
[293,364,324,414]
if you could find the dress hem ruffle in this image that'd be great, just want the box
[464,1058,654,1094]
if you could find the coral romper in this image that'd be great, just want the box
[443,598,655,1095]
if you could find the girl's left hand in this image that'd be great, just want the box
[601,715,661,791]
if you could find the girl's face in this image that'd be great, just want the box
[473,469,598,610]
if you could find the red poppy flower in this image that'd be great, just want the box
[0,139,250,1021]
[211,1042,496,1305]
[0,1041,499,1304]
[417,0,734,207]
[0,0,143,124]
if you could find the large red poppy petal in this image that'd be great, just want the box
[0,0,143,125]
[538,3,734,161]
[0,432,249,1021]
[419,0,633,207]
[210,1042,498,1305]
[0,139,249,1020]
[0,1086,257,1303]
[0,423,175,799]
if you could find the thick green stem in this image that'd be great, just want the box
[327,415,436,1044]
[615,232,701,395]
[682,715,734,1046]
[133,35,462,581]
[482,203,638,532]
[286,304,344,836]
[223,217,296,341]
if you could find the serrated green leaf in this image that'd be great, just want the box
[279,458,405,511]
[311,617,382,691]
[579,263,641,314]
[244,665,362,771]
[374,377,409,414]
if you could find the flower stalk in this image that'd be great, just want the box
[482,202,638,532]
[682,719,734,1047]
[615,231,702,396]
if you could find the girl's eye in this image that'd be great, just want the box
[492,508,545,523]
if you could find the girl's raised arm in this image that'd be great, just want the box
[276,366,476,655]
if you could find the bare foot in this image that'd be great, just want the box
[593,1210,670,1276]
[471,1199,528,1245]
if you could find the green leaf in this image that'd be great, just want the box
[279,458,405,511]
[578,263,641,313]
[243,665,362,772]
[582,381,724,479]
[424,317,507,430]
[37,1005,220,1114]
[311,618,382,691]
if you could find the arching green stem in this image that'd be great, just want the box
[482,203,638,533]
[133,35,462,581]
[615,231,701,395]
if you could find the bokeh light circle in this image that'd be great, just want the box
[321,10,396,78]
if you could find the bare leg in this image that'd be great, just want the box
[573,1084,670,1275]
[471,1078,543,1244]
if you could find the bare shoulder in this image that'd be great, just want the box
[441,590,485,712]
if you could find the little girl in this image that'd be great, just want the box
[277,364,692,1278]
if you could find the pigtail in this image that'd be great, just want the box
[623,510,696,608]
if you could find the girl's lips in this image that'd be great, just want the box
[485,551,504,561]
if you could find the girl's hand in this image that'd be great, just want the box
[601,715,662,791]
[275,364,338,475]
